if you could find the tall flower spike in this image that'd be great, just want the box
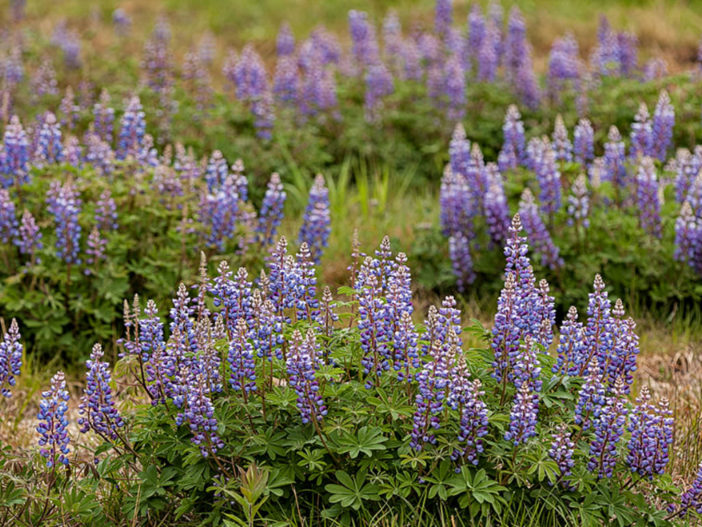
[629,103,653,160]
[671,462,702,518]
[553,306,586,375]
[17,210,42,265]
[567,174,590,228]
[603,126,627,189]
[518,189,564,270]
[37,371,70,468]
[78,344,124,440]
[257,173,286,246]
[287,330,327,424]
[295,243,319,322]
[175,370,225,456]
[574,364,606,430]
[573,118,594,167]
[503,105,525,164]
[549,423,575,480]
[552,115,573,162]
[504,382,539,446]
[228,318,257,398]
[117,96,146,160]
[299,174,331,263]
[0,319,22,398]
[2,115,30,188]
[484,164,510,245]
[635,156,662,237]
[652,90,674,162]
[627,388,674,478]
[588,380,628,479]
[46,181,82,265]
[0,189,18,244]
[674,202,697,265]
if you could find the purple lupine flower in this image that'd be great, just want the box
[670,462,702,518]
[434,0,452,36]
[277,23,295,57]
[199,176,239,251]
[444,28,469,72]
[316,286,339,360]
[627,387,673,478]
[46,181,82,265]
[273,55,299,105]
[573,118,594,167]
[349,10,380,68]
[0,189,18,243]
[581,274,615,377]
[141,20,174,107]
[31,59,58,98]
[78,343,124,440]
[503,105,525,164]
[574,364,606,430]
[294,243,319,323]
[467,4,486,62]
[95,189,117,231]
[607,303,640,392]
[448,357,488,465]
[250,290,284,363]
[535,145,562,217]
[484,164,510,245]
[63,136,82,168]
[37,371,70,468]
[441,54,466,121]
[2,115,30,188]
[3,46,24,89]
[357,255,391,388]
[299,174,330,263]
[175,370,225,456]
[505,381,539,446]
[629,103,653,160]
[449,124,470,177]
[0,319,22,398]
[548,34,580,98]
[519,189,564,270]
[112,8,131,34]
[552,115,573,162]
[287,330,327,424]
[592,16,621,77]
[439,165,474,239]
[513,53,540,111]
[205,150,228,191]
[257,172,286,247]
[617,31,638,76]
[567,174,590,228]
[411,326,456,450]
[364,61,393,122]
[603,125,627,189]
[588,380,628,479]
[117,96,146,160]
[228,318,256,398]
[59,87,79,130]
[549,423,575,479]
[498,143,518,172]
[210,263,253,337]
[34,112,64,165]
[652,90,674,162]
[267,236,300,317]
[674,202,697,265]
[449,232,475,292]
[635,156,662,237]
[93,89,115,143]
[85,226,107,273]
[477,22,499,81]
[251,90,275,140]
[503,6,527,82]
[382,11,403,71]
[84,133,115,177]
[17,210,42,265]
[553,307,586,376]
[182,47,214,112]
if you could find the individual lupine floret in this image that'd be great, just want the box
[588,380,628,479]
[287,330,327,424]
[448,356,488,465]
[483,164,510,245]
[503,105,525,164]
[34,112,64,165]
[603,126,627,189]
[674,202,698,265]
[519,189,563,270]
[2,115,30,188]
[410,328,456,450]
[95,189,117,232]
[567,174,590,228]
[552,115,573,162]
[629,103,653,160]
[573,118,594,167]
[117,96,146,160]
[636,156,662,237]
[535,145,562,217]
[0,319,22,398]
[299,174,330,263]
[37,371,70,468]
[574,364,606,430]
[257,173,286,246]
[46,181,82,265]
[228,318,256,399]
[78,343,124,440]
[17,210,42,265]
[549,423,575,479]
[0,189,18,243]
[364,61,393,122]
[627,387,673,478]
[652,90,674,162]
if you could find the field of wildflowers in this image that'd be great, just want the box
[1,0,702,525]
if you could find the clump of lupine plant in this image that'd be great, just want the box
[0,228,697,524]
